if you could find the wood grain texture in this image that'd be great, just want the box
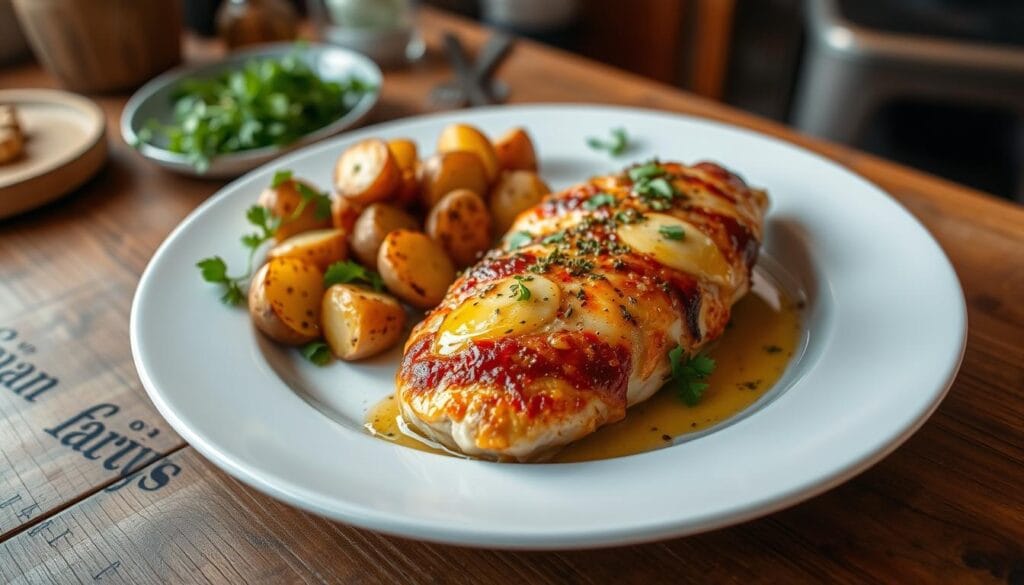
[0,6,1022,583]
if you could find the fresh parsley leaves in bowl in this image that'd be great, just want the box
[122,43,381,178]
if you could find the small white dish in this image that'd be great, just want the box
[121,43,381,179]
[0,88,107,219]
[131,105,966,549]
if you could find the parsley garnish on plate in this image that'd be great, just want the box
[323,260,384,291]
[197,170,339,305]
[658,224,685,240]
[301,341,332,366]
[197,202,281,305]
[668,345,716,406]
[293,182,332,221]
[587,127,630,157]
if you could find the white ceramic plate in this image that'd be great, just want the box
[121,43,381,179]
[131,105,966,549]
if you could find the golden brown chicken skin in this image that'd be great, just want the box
[396,161,768,461]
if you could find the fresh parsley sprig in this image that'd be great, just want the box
[587,127,630,157]
[197,168,335,305]
[323,260,384,291]
[197,203,282,305]
[301,341,332,366]
[294,182,332,221]
[668,345,716,406]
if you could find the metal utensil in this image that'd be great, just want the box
[431,31,515,108]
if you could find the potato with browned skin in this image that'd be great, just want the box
[330,195,363,234]
[334,138,401,204]
[377,229,456,309]
[248,258,324,345]
[437,123,500,183]
[419,151,489,210]
[493,127,538,172]
[427,189,492,268]
[387,138,421,207]
[321,284,406,360]
[267,228,348,270]
[257,178,332,241]
[489,170,552,234]
[350,203,419,270]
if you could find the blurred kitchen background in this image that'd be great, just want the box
[3,0,1021,202]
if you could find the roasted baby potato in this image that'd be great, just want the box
[377,229,456,309]
[267,228,348,270]
[419,151,489,210]
[493,127,538,172]
[436,123,500,183]
[350,203,419,270]
[330,194,363,234]
[426,189,492,268]
[387,138,420,208]
[248,258,324,345]
[334,138,401,204]
[257,178,332,241]
[321,284,406,361]
[489,170,552,234]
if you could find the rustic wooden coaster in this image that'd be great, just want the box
[0,89,107,219]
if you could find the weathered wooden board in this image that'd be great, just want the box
[0,7,1022,584]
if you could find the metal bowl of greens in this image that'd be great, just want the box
[122,43,381,179]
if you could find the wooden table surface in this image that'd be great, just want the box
[2,8,1023,584]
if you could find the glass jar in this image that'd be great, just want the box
[306,0,425,67]
[217,0,299,49]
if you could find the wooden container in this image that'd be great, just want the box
[12,0,183,93]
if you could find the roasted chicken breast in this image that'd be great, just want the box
[397,161,768,461]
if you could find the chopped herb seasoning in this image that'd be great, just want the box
[511,276,532,301]
[508,230,533,249]
[541,231,566,244]
[584,192,616,210]
[628,163,665,182]
[658,224,685,240]
[619,305,636,324]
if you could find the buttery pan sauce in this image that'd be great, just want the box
[366,272,802,462]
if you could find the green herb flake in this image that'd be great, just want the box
[628,163,665,182]
[323,260,384,291]
[586,127,629,157]
[301,341,332,366]
[658,224,685,240]
[294,182,332,221]
[511,275,532,301]
[668,345,716,406]
[541,231,566,244]
[271,169,293,188]
[584,192,616,210]
[507,230,533,250]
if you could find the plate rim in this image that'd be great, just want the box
[130,103,967,549]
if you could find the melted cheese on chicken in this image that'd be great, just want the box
[396,161,768,461]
